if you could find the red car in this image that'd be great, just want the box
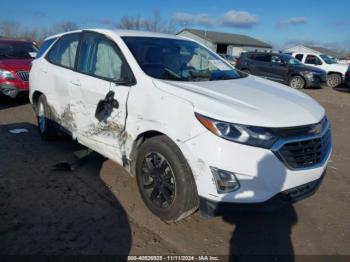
[0,39,38,98]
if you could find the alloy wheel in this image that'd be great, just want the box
[327,74,341,88]
[140,152,176,209]
[290,76,304,89]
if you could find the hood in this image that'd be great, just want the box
[153,75,325,128]
[0,59,32,71]
[327,63,348,75]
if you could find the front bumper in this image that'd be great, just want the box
[180,130,331,205]
[304,73,327,87]
[199,170,326,217]
[0,81,28,98]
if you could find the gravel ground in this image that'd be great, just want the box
[0,84,349,260]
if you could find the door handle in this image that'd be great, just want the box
[40,68,48,73]
[70,79,81,86]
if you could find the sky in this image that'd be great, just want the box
[2,0,350,51]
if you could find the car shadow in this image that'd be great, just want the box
[0,122,131,258]
[217,154,298,261]
[333,84,350,93]
[0,93,29,110]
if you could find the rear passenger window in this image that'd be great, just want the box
[47,34,80,69]
[295,54,303,61]
[271,55,283,64]
[254,54,271,62]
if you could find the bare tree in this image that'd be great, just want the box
[21,29,40,41]
[51,21,79,33]
[0,21,21,38]
[115,11,176,33]
[117,15,143,30]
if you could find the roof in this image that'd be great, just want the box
[305,45,342,58]
[46,28,183,41]
[177,28,272,48]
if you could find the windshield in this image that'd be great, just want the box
[122,37,242,81]
[0,42,38,59]
[319,54,337,64]
[283,55,303,65]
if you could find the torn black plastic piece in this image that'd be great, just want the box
[52,149,94,172]
[95,91,119,122]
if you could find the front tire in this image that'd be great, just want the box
[289,75,305,89]
[35,95,57,140]
[135,135,198,222]
[327,73,342,88]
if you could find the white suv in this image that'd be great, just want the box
[30,29,332,221]
[291,52,348,87]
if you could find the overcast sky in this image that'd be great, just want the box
[2,0,350,51]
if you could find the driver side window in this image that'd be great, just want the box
[305,55,322,65]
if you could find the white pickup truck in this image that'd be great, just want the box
[290,52,348,87]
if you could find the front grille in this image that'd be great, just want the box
[16,71,29,82]
[277,129,331,169]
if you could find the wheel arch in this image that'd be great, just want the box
[327,71,342,76]
[128,130,169,176]
[31,91,43,112]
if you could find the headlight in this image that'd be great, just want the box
[0,68,16,80]
[195,113,278,148]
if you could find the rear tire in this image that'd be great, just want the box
[289,75,305,89]
[35,95,58,140]
[327,73,342,88]
[135,135,198,222]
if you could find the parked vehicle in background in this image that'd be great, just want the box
[0,39,38,98]
[235,51,326,89]
[219,54,237,66]
[30,29,331,221]
[345,66,350,87]
[290,52,348,88]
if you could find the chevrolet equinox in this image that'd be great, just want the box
[29,29,332,221]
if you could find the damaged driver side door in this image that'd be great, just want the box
[69,31,134,164]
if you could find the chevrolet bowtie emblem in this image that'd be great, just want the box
[310,124,322,134]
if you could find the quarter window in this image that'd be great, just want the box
[47,34,80,69]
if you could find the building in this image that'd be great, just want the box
[284,45,343,59]
[176,28,272,57]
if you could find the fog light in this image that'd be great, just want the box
[210,167,240,193]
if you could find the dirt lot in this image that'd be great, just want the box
[0,85,349,259]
